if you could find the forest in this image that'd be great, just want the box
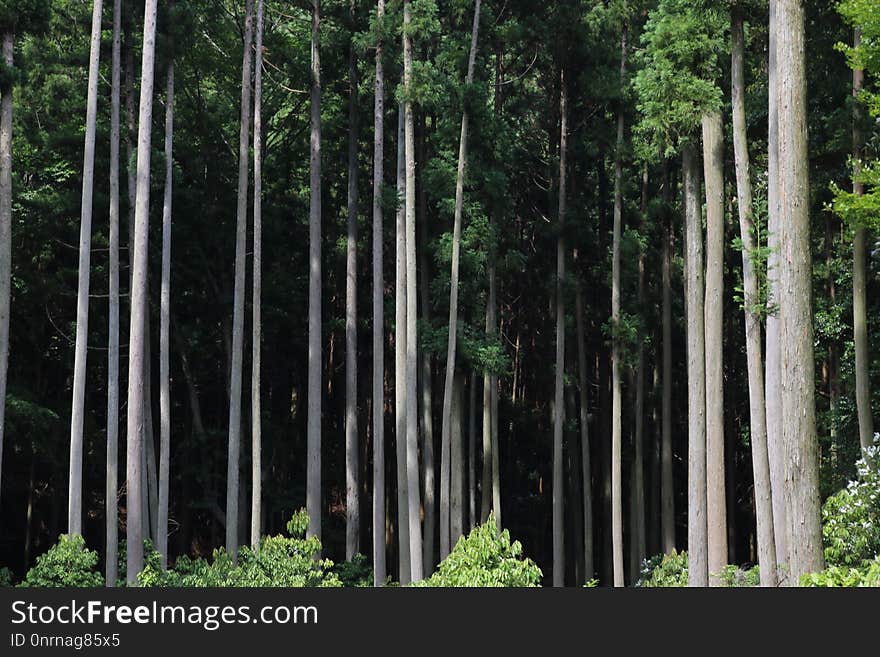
[0,0,879,589]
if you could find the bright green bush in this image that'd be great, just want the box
[821,444,880,567]
[138,509,341,587]
[635,550,688,587]
[19,535,104,587]
[801,557,880,587]
[416,514,542,587]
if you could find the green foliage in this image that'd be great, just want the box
[416,514,543,587]
[821,442,880,567]
[138,510,342,587]
[718,564,760,587]
[0,567,14,587]
[635,550,689,587]
[331,554,373,588]
[801,557,880,587]
[19,535,104,588]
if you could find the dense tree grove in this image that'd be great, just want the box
[0,0,879,588]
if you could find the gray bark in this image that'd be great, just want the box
[0,31,10,506]
[227,0,254,558]
[69,0,104,537]
[126,0,160,584]
[776,0,824,581]
[574,262,594,580]
[731,12,777,586]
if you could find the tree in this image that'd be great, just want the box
[105,0,122,588]
[345,0,360,563]
[251,0,264,552]
[68,0,103,538]
[729,8,776,587]
[701,108,726,584]
[0,27,10,509]
[776,0,823,581]
[227,0,255,559]
[553,67,567,588]
[371,0,386,587]
[157,6,175,570]
[610,25,626,589]
[126,0,160,585]
[439,0,481,561]
[402,0,423,582]
[307,0,323,546]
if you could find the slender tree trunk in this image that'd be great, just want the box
[440,0,481,560]
[126,0,160,584]
[766,0,789,578]
[776,0,823,581]
[683,143,708,587]
[574,259,594,580]
[701,110,726,584]
[69,0,104,537]
[731,12,777,587]
[157,34,175,570]
[227,0,255,558]
[852,28,873,452]
[553,68,568,588]
[468,371,477,529]
[450,372,464,544]
[345,0,360,560]
[105,0,122,587]
[610,27,626,588]
[251,0,265,552]
[403,0,423,581]
[631,163,648,580]
[371,0,386,586]
[661,165,675,554]
[394,105,410,584]
[0,30,11,506]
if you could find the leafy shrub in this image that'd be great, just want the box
[416,514,542,587]
[821,443,880,567]
[0,567,14,587]
[332,553,373,588]
[801,557,880,587]
[718,564,760,587]
[139,509,341,587]
[635,550,688,587]
[20,535,104,587]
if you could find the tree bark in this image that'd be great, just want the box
[0,30,10,507]
[251,0,265,552]
[371,0,386,586]
[227,0,254,558]
[731,12,777,587]
[661,163,675,554]
[701,110,726,584]
[776,0,824,581]
[440,0,481,560]
[574,259,594,580]
[553,68,568,588]
[126,0,160,584]
[852,28,873,452]
[345,0,360,561]
[683,142,708,587]
[157,31,175,571]
[69,0,104,537]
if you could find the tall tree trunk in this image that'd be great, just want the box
[394,105,410,584]
[371,0,386,586]
[0,30,11,506]
[105,0,122,587]
[610,27,626,588]
[126,0,160,584]
[683,143,708,587]
[157,32,175,571]
[765,0,789,578]
[661,164,675,554]
[852,28,873,452]
[731,12,777,587]
[701,110,726,584]
[450,372,464,543]
[251,0,265,552]
[227,0,255,558]
[553,68,568,588]
[345,0,360,561]
[776,0,823,581]
[574,259,594,580]
[440,0,481,560]
[403,0,423,582]
[468,371,477,529]
[69,0,104,537]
